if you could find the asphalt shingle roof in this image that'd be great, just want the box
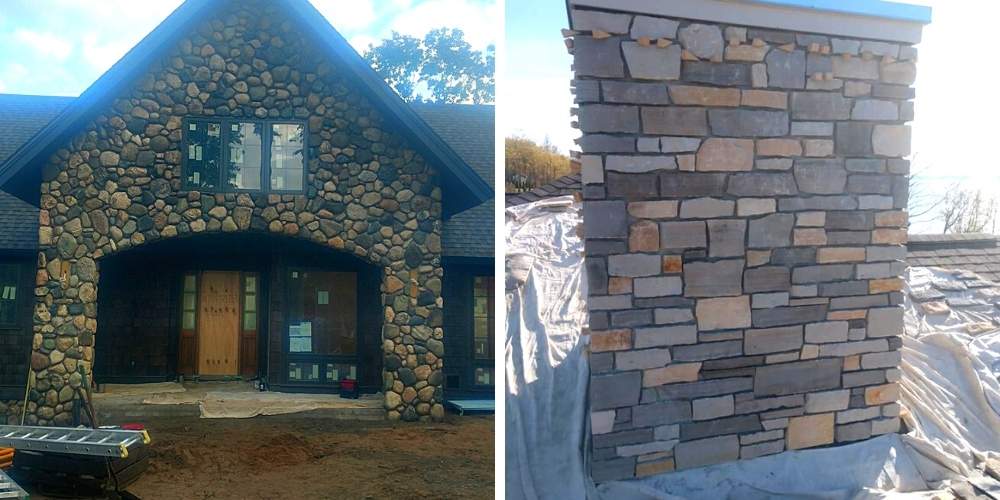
[411,103,495,259]
[907,233,1000,281]
[505,173,581,206]
[0,94,72,251]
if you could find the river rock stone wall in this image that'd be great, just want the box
[28,0,445,424]
[570,9,914,480]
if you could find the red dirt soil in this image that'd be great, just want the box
[65,414,493,499]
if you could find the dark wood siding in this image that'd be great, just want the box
[0,254,36,400]
[441,258,493,396]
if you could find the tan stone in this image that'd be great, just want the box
[746,250,771,267]
[828,309,867,320]
[794,228,827,246]
[629,221,659,252]
[800,344,819,359]
[628,200,679,219]
[591,329,633,353]
[921,301,949,315]
[872,229,907,245]
[870,278,904,294]
[796,211,825,227]
[757,139,802,157]
[875,211,907,227]
[677,154,696,171]
[696,296,751,330]
[636,458,675,477]
[786,413,834,450]
[843,354,861,371]
[865,383,899,405]
[662,255,683,274]
[725,44,768,62]
[668,85,741,106]
[803,139,834,157]
[642,362,701,387]
[737,198,776,216]
[817,247,865,263]
[697,138,754,171]
[741,90,787,109]
[608,277,632,295]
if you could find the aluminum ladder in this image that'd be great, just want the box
[0,425,150,459]
[0,468,27,499]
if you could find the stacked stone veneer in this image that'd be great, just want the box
[24,0,446,425]
[571,8,914,480]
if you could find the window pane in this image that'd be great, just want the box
[245,276,256,294]
[182,311,196,330]
[326,363,357,382]
[269,124,304,191]
[243,311,257,331]
[287,271,356,355]
[0,265,17,325]
[288,362,320,382]
[186,122,221,189]
[475,367,493,386]
[183,275,197,292]
[182,293,196,311]
[226,123,263,190]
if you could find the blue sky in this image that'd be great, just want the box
[504,0,1000,233]
[0,0,497,97]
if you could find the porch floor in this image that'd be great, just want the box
[91,381,383,421]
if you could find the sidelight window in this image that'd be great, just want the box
[473,276,494,386]
[0,264,18,326]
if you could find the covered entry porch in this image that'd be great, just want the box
[94,233,383,394]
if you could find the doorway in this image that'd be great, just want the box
[198,271,241,376]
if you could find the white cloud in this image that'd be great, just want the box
[13,29,73,61]
[0,63,29,94]
[81,33,133,72]
[504,77,577,154]
[387,0,498,49]
[349,34,377,54]
[310,0,378,32]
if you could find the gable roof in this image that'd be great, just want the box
[907,233,1000,282]
[412,103,494,259]
[505,173,582,206]
[0,0,491,217]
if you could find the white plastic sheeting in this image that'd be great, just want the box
[505,196,1000,499]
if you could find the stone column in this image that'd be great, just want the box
[569,0,928,481]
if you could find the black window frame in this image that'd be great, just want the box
[0,262,21,328]
[181,117,308,194]
[471,275,494,387]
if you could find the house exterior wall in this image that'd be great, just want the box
[27,0,445,425]
[571,8,917,479]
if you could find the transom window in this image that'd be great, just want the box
[183,118,306,193]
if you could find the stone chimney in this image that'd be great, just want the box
[568,0,930,481]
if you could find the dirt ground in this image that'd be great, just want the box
[25,413,494,500]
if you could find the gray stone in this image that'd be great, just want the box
[852,100,899,121]
[846,159,886,173]
[681,198,734,218]
[592,371,642,410]
[832,56,879,80]
[679,23,724,59]
[684,259,744,297]
[634,276,683,298]
[872,125,911,157]
[574,37,625,78]
[653,377,753,399]
[693,395,735,421]
[681,414,761,440]
[791,121,833,136]
[733,394,803,414]
[633,400,693,427]
[806,53,832,74]
[765,49,806,89]
[654,308,694,324]
[660,221,707,249]
[616,348,673,371]
[792,264,854,283]
[579,134,635,152]
[835,122,874,155]
[836,421,873,443]
[805,389,850,413]
[708,219,746,257]
[606,156,677,173]
[611,309,651,327]
[881,61,916,85]
[660,173,727,197]
[741,439,785,459]
[631,16,680,40]
[573,79,601,103]
[671,340,744,362]
[872,84,915,100]
[660,137,702,153]
[589,295,632,311]
[635,325,698,348]
[779,196,857,211]
[608,253,662,277]
[584,201,627,238]
[752,305,827,328]
[570,9,631,33]
[591,457,636,482]
[682,62,750,86]
[818,339,888,358]
[794,160,847,194]
[602,81,671,104]
[842,370,886,388]
[643,107,708,136]
[748,213,794,248]
[825,212,873,230]
[805,321,849,343]
[744,326,803,355]
[744,266,791,293]
[790,92,851,120]
[867,307,903,337]
[708,109,789,137]
[754,358,842,397]
[623,43,682,80]
[831,38,860,55]
[861,350,901,369]
[675,435,739,469]
[607,172,658,199]
[753,292,789,309]
[578,105,640,133]
[727,173,798,197]
[848,175,891,195]
[756,158,793,170]
[818,281,869,297]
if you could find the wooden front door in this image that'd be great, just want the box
[197,271,241,376]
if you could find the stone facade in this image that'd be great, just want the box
[571,8,915,480]
[26,0,445,424]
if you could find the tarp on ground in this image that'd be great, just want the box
[505,196,1000,500]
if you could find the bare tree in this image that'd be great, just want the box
[908,163,949,222]
[939,188,999,234]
